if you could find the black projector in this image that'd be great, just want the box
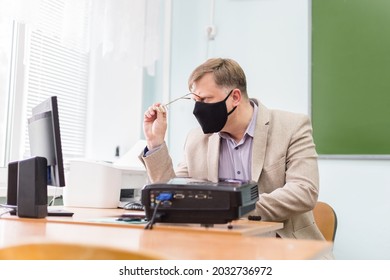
[141,178,259,225]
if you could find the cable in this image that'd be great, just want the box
[48,195,63,206]
[144,200,161,230]
[144,192,173,230]
[0,204,17,216]
[0,207,15,217]
[0,204,16,210]
[53,187,59,206]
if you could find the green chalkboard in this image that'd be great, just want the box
[312,0,390,156]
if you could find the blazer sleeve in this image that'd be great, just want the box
[254,113,320,222]
[138,142,176,183]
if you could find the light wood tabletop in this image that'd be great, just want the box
[2,206,284,236]
[0,218,332,260]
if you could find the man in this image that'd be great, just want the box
[140,58,327,244]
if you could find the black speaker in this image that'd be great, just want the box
[7,160,18,206]
[17,156,48,218]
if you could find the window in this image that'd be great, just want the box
[23,1,90,163]
[0,0,90,168]
[0,20,13,166]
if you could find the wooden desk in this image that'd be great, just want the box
[3,207,284,237]
[0,218,332,260]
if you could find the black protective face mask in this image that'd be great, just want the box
[193,90,237,134]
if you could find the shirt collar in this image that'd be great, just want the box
[219,100,258,140]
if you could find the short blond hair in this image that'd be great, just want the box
[188,58,248,98]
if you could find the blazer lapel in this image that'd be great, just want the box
[207,133,220,182]
[251,100,270,182]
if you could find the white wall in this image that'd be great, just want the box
[318,159,390,259]
[86,45,143,162]
[85,0,162,162]
[164,0,390,259]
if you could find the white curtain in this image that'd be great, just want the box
[89,0,161,75]
[0,0,161,74]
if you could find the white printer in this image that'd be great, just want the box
[63,141,147,208]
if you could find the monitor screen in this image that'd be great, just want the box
[28,96,65,187]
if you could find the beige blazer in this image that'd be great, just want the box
[140,99,325,242]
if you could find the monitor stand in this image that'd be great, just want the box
[4,206,73,217]
[47,207,74,217]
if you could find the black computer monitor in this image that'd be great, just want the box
[28,96,65,187]
[3,96,73,216]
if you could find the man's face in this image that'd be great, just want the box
[191,73,228,104]
[191,73,239,134]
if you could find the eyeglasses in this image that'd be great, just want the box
[163,92,201,107]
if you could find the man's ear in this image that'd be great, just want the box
[231,88,242,105]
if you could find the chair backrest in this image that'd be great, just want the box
[313,201,338,242]
[0,242,161,260]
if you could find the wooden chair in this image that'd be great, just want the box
[0,242,161,260]
[313,201,338,242]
